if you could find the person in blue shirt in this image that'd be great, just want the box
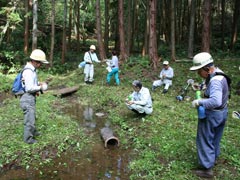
[190,52,230,178]
[125,80,153,115]
[152,61,174,93]
[20,49,49,144]
[106,50,120,85]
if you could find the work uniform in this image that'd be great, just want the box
[153,66,174,90]
[106,55,120,85]
[84,51,100,83]
[126,87,153,114]
[197,68,229,169]
[20,62,41,143]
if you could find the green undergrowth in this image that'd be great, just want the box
[0,55,240,179]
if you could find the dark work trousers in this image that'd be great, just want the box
[20,93,36,143]
[196,108,228,169]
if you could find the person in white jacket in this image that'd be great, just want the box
[83,45,100,84]
[152,61,174,93]
[125,80,153,115]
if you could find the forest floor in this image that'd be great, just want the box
[0,56,240,179]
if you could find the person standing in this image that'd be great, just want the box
[125,80,153,115]
[190,52,230,178]
[106,50,120,85]
[20,49,49,144]
[83,45,101,84]
[152,61,174,93]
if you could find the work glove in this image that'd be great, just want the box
[192,99,199,108]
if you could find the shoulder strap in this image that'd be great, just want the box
[214,72,232,99]
[88,52,93,63]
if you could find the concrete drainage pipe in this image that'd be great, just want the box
[100,127,119,148]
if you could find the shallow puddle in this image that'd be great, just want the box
[0,98,132,180]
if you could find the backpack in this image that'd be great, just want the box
[12,68,33,96]
[214,72,232,99]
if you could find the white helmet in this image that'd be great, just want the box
[90,45,96,50]
[190,52,213,71]
[163,61,169,65]
[30,49,49,64]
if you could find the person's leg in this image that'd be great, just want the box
[107,70,114,84]
[20,94,37,144]
[89,65,94,83]
[113,68,120,85]
[84,64,90,82]
[152,80,163,91]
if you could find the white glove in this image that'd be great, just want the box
[41,82,48,91]
[192,99,199,108]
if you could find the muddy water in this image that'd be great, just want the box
[0,99,132,180]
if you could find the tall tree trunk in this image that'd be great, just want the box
[188,0,196,58]
[142,2,149,56]
[149,0,159,69]
[104,0,109,53]
[32,0,38,50]
[96,0,106,60]
[126,0,133,56]
[61,0,67,64]
[76,0,80,51]
[201,0,211,52]
[24,0,29,55]
[170,0,176,61]
[50,0,55,66]
[68,0,72,49]
[220,0,225,50]
[118,0,128,61]
[230,0,240,51]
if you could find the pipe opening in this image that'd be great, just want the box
[105,137,119,148]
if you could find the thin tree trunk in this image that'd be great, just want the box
[149,0,159,69]
[126,0,133,56]
[142,2,149,56]
[118,0,128,61]
[61,0,67,64]
[32,0,38,50]
[68,0,72,49]
[188,0,196,58]
[24,0,29,55]
[76,0,80,51]
[201,0,211,52]
[96,0,106,60]
[230,0,240,51]
[50,0,55,66]
[104,0,109,53]
[170,0,176,61]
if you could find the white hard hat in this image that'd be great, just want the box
[30,49,49,64]
[90,45,96,50]
[163,61,169,65]
[190,52,213,71]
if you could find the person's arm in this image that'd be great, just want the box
[199,79,223,109]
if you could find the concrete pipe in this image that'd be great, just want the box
[100,127,119,148]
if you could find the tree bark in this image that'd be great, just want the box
[118,0,128,61]
[50,0,55,66]
[96,0,106,60]
[104,0,109,53]
[201,0,211,53]
[68,0,72,49]
[149,0,159,69]
[61,0,67,64]
[24,0,29,55]
[170,0,176,61]
[32,0,38,50]
[187,0,196,58]
[230,0,240,51]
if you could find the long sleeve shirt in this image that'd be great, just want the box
[22,62,41,93]
[84,51,100,63]
[110,55,119,68]
[199,68,229,110]
[131,87,152,107]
